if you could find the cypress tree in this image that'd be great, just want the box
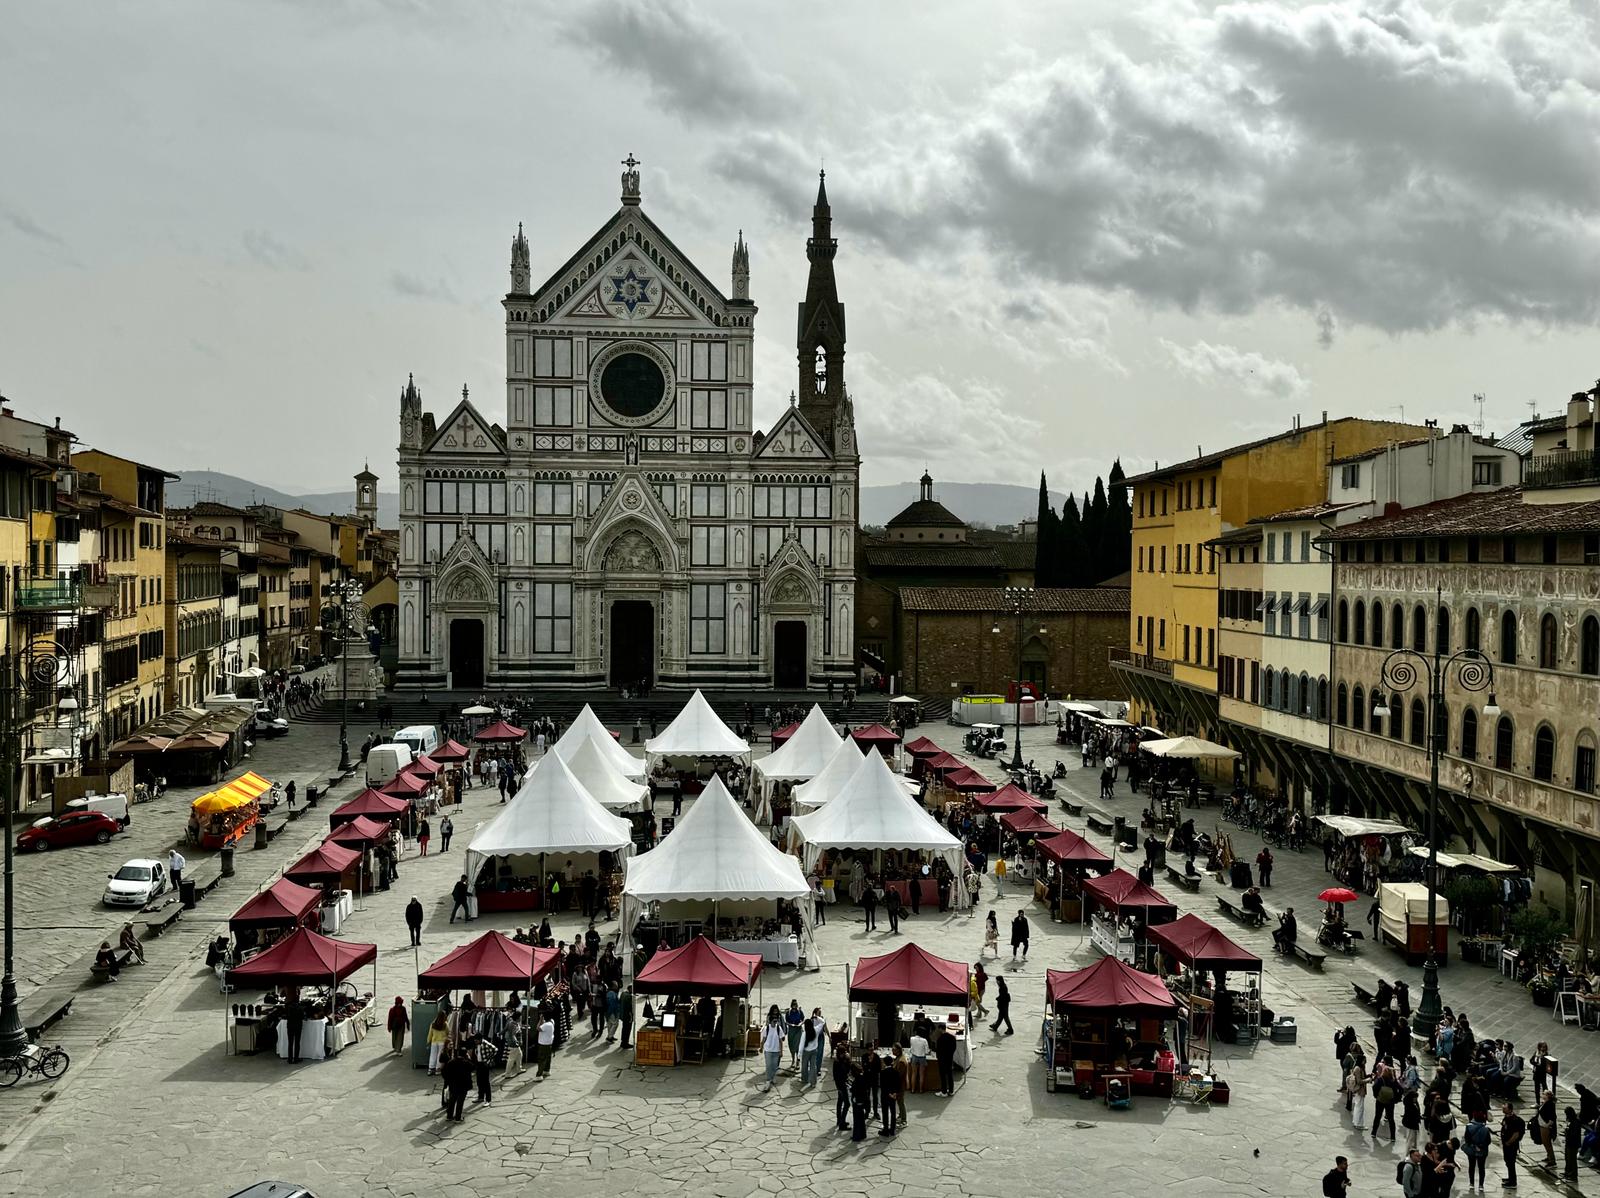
[1034,472,1056,586]
[1106,459,1131,578]
[1087,477,1109,582]
[1059,494,1087,585]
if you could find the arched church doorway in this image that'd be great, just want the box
[774,621,807,689]
[449,618,485,690]
[610,600,655,690]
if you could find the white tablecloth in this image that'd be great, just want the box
[723,936,799,966]
[1090,916,1136,963]
[852,1014,973,1069]
[276,1018,329,1061]
[320,891,354,934]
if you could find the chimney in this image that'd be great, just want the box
[1569,391,1594,453]
[1384,502,1403,518]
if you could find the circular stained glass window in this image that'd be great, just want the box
[600,352,667,420]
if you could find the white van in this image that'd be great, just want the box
[393,725,441,759]
[68,792,131,829]
[365,743,414,787]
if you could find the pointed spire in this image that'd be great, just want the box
[731,228,750,301]
[462,383,469,403]
[816,168,829,209]
[510,222,530,293]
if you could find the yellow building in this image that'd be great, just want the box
[73,451,174,736]
[165,533,224,708]
[1115,416,1429,735]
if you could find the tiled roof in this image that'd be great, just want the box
[1250,500,1361,523]
[990,541,1038,570]
[1321,487,1600,539]
[1120,417,1430,486]
[899,586,1131,614]
[886,498,966,528]
[862,544,1006,570]
[1328,437,1436,466]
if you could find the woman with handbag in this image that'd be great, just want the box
[1370,1059,1398,1140]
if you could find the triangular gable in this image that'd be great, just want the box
[755,406,832,461]
[531,208,730,328]
[425,397,507,457]
[584,470,682,571]
[434,526,498,589]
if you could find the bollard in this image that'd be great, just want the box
[221,845,236,876]
[255,821,268,850]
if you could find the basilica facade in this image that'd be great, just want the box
[394,161,859,692]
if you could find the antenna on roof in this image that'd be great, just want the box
[1527,398,1539,422]
[1473,393,1486,435]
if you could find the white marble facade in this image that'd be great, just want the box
[395,162,859,692]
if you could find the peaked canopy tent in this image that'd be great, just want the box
[473,720,527,744]
[903,736,942,758]
[564,735,650,812]
[1083,869,1178,963]
[283,841,362,889]
[634,935,764,997]
[1145,914,1263,1059]
[325,815,389,851]
[463,752,634,902]
[328,788,409,829]
[769,721,801,750]
[418,930,559,992]
[1042,955,1179,1098]
[429,738,472,764]
[229,878,323,934]
[999,808,1059,838]
[224,927,380,1061]
[941,765,998,794]
[1035,827,1115,921]
[1036,828,1114,869]
[848,943,973,1068]
[622,776,816,976]
[1045,955,1179,1017]
[975,783,1047,812]
[788,751,970,909]
[849,724,902,756]
[461,704,496,717]
[645,690,752,764]
[1145,913,1261,975]
[552,704,646,780]
[913,750,963,782]
[379,770,428,799]
[403,753,442,779]
[790,738,868,814]
[752,705,843,822]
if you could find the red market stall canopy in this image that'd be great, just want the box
[326,815,389,850]
[329,789,409,828]
[418,930,559,991]
[770,721,800,749]
[634,935,764,997]
[903,737,942,757]
[1045,955,1179,1018]
[473,720,527,744]
[430,738,471,763]
[1083,869,1178,920]
[850,724,902,747]
[404,754,441,779]
[942,766,998,793]
[109,733,175,754]
[1036,828,1114,869]
[284,841,362,886]
[1145,913,1262,974]
[921,751,963,773]
[999,808,1059,837]
[975,784,1047,812]
[229,927,377,987]
[848,943,969,1006]
[380,771,428,798]
[229,878,322,932]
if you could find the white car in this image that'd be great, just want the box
[102,858,168,908]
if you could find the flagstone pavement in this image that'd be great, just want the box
[0,711,1593,1197]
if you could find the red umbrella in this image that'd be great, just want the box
[1319,886,1359,904]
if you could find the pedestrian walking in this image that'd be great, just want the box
[762,1008,785,1091]
[1256,846,1273,887]
[1346,1059,1368,1128]
[619,986,634,1049]
[833,1046,853,1130]
[1320,1156,1349,1197]
[1011,910,1030,961]
[1370,1059,1397,1138]
[1401,1088,1422,1153]
[785,1000,806,1071]
[1399,1149,1425,1198]
[1532,1042,1551,1104]
[285,780,296,809]
[387,996,409,1054]
[973,961,989,1018]
[169,848,187,891]
[990,976,1013,1034]
[405,896,424,945]
[886,888,902,934]
[418,818,431,856]
[983,909,999,958]
[861,882,879,931]
[450,875,471,923]
[1500,1102,1525,1189]
[441,815,453,852]
[535,1010,555,1080]
[604,984,621,1044]
[473,1034,494,1105]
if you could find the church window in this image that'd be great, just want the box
[533,582,572,653]
[650,478,677,514]
[534,525,573,565]
[690,390,728,429]
[534,339,573,377]
[690,584,726,654]
[690,483,727,518]
[471,523,507,563]
[423,523,455,563]
[533,482,573,516]
[534,387,574,425]
[690,341,728,382]
[691,526,727,567]
[587,476,613,513]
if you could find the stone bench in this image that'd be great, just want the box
[1084,811,1114,836]
[1059,798,1084,818]
[1287,941,1327,970]
[264,816,290,842]
[1352,981,1378,1008]
[1216,894,1267,929]
[1165,865,1201,893]
[188,863,224,900]
[22,985,75,1040]
[139,903,184,937]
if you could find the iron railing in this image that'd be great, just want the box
[1526,449,1598,489]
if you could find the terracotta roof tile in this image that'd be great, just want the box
[1321,487,1600,539]
[899,586,1130,614]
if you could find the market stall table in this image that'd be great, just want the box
[847,942,972,1070]
[633,935,763,1067]
[1043,955,1179,1099]
[225,927,378,1060]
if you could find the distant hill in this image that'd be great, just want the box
[169,471,1053,533]
[861,481,1062,529]
[168,470,399,527]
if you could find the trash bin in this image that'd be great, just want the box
[221,845,236,876]
[306,785,319,807]
[255,821,268,850]
[180,879,197,910]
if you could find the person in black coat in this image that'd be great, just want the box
[833,1048,853,1130]
[935,1027,958,1096]
[405,896,424,945]
[441,1050,473,1121]
[850,1063,870,1141]
[990,977,1014,1034]
[861,884,879,931]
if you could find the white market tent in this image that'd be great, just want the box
[788,751,969,908]
[1139,735,1241,761]
[464,752,634,894]
[790,737,868,814]
[752,705,843,821]
[621,775,816,973]
[565,735,650,813]
[461,704,495,717]
[645,689,751,762]
[1314,814,1413,839]
[553,704,647,780]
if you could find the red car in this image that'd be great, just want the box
[16,810,120,852]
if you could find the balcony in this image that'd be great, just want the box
[16,575,80,611]
[1526,448,1599,489]
[1108,646,1174,678]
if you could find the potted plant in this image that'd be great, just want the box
[1511,905,1568,1006]
[1446,876,1500,961]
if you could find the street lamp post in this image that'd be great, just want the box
[992,587,1046,775]
[1371,585,1499,1037]
[0,643,25,1057]
[334,579,370,777]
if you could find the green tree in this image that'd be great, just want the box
[1035,472,1060,586]
[1105,459,1131,578]
[1059,494,1087,585]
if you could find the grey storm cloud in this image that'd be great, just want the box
[562,0,795,123]
[389,272,456,303]
[711,1,1600,337]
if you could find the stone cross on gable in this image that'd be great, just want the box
[784,422,801,452]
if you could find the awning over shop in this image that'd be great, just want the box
[1405,845,1517,873]
[1315,814,1413,839]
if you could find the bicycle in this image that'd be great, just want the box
[0,1041,70,1087]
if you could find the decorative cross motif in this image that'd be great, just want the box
[622,153,640,170]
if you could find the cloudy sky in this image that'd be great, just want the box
[3,0,1599,497]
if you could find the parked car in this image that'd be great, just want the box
[102,858,168,907]
[257,717,291,738]
[66,792,131,829]
[16,810,120,852]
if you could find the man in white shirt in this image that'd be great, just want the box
[169,848,187,891]
[908,1031,931,1093]
[761,1018,785,1091]
[536,1014,556,1080]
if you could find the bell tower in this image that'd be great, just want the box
[354,464,378,529]
[796,171,847,451]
